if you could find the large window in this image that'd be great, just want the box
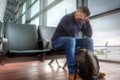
[92,19,120,61]
[88,0,120,61]
[46,0,76,27]
[90,12,120,46]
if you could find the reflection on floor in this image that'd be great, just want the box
[0,57,120,80]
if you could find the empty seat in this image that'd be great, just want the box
[4,22,50,61]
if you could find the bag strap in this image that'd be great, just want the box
[74,63,80,80]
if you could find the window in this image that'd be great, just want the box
[31,0,39,17]
[46,0,76,27]
[88,0,120,61]
[90,12,120,46]
[88,0,120,16]
[91,12,120,61]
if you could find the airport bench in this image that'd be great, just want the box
[1,22,50,65]
[39,26,67,68]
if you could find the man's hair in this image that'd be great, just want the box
[78,6,90,16]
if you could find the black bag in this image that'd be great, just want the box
[74,48,100,80]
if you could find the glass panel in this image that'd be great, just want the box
[31,0,36,4]
[22,2,26,14]
[22,15,25,24]
[31,0,39,17]
[46,0,76,27]
[30,17,39,29]
[18,7,22,18]
[47,0,55,6]
[91,12,120,61]
[88,0,120,16]
[91,12,120,46]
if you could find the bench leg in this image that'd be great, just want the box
[0,41,7,65]
[56,59,61,68]
[0,53,6,65]
[62,60,67,69]
[49,59,61,68]
[40,53,46,62]
[48,59,54,65]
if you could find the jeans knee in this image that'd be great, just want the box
[84,38,93,45]
[66,37,76,46]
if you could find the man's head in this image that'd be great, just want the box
[74,6,90,21]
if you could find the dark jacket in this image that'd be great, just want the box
[51,12,92,41]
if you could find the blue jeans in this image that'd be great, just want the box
[52,37,94,74]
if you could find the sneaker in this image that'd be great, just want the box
[68,74,83,80]
[99,72,106,78]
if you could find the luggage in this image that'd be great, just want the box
[74,47,100,80]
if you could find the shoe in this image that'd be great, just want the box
[99,72,106,78]
[68,74,83,80]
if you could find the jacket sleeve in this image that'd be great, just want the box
[61,17,75,37]
[81,21,93,38]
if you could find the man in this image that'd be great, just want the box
[51,6,105,80]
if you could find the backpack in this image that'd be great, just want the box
[74,48,100,80]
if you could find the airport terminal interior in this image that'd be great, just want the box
[0,0,120,80]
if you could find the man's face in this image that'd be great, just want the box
[75,10,88,21]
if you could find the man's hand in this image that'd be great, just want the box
[83,17,89,22]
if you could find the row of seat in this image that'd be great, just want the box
[0,22,66,67]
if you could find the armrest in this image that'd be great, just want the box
[38,38,49,42]
[2,38,8,52]
[38,39,50,62]
[39,39,50,49]
[2,38,8,44]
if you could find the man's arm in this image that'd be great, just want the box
[81,21,93,38]
[61,17,75,37]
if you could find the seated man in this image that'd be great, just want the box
[51,6,105,80]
